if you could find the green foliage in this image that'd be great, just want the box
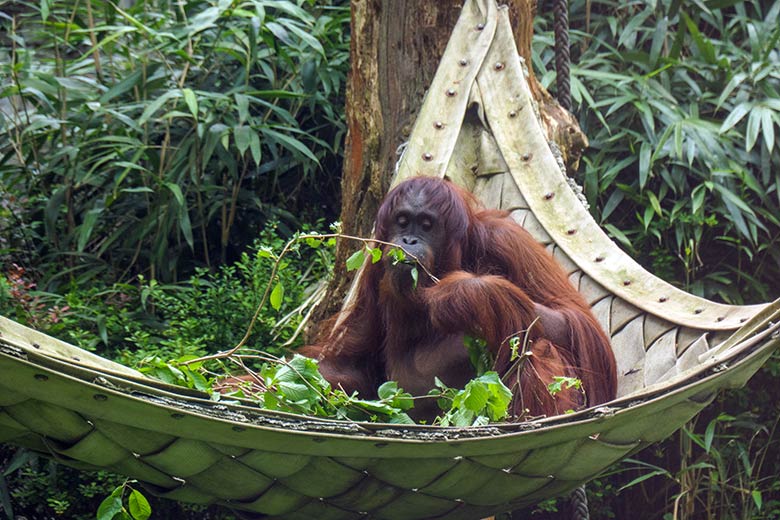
[534,0,780,304]
[0,0,349,285]
[546,376,583,397]
[97,482,152,520]
[433,372,513,427]
[0,222,333,363]
[226,354,417,423]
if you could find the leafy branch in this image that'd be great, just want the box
[186,230,438,365]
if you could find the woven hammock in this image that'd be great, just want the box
[1,1,778,518]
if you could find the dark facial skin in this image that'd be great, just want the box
[385,191,448,292]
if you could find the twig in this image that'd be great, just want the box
[185,232,438,365]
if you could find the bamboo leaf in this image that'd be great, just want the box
[639,142,652,189]
[760,106,775,153]
[719,102,750,134]
[138,90,180,125]
[77,208,103,252]
[262,127,320,164]
[746,109,761,151]
[182,88,198,119]
[234,125,253,156]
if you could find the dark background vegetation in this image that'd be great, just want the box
[1,0,779,518]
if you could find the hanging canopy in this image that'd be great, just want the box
[1,1,778,518]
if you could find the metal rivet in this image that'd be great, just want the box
[34,374,48,381]
[422,152,433,161]
[544,192,555,200]
[623,280,632,286]
[459,59,468,66]
[595,256,604,262]
[72,356,80,361]
[521,153,532,161]
[476,23,485,30]
[32,343,41,349]
[694,308,704,314]
[716,316,725,322]
[509,110,518,118]
[494,62,505,71]
[740,318,748,323]
[658,296,668,303]
[93,394,108,401]
[434,121,444,129]
[567,229,577,235]
[446,88,457,97]
[170,413,185,420]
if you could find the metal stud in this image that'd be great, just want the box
[623,280,632,286]
[716,316,725,322]
[509,110,518,118]
[595,256,605,262]
[658,296,668,303]
[433,121,444,129]
[566,229,577,235]
[422,153,433,161]
[694,308,704,314]
[544,192,555,200]
[459,59,469,67]
[521,153,532,161]
[446,88,457,97]
[476,23,485,30]
[494,62,505,71]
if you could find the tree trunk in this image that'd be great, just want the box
[310,0,586,329]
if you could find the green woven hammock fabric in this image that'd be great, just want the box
[2,1,779,518]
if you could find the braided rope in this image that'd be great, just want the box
[569,485,590,520]
[553,0,572,111]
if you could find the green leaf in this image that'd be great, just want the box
[345,249,366,271]
[77,208,103,252]
[746,109,761,151]
[96,489,124,520]
[760,106,775,153]
[235,93,250,124]
[270,282,284,310]
[249,131,262,166]
[618,469,669,492]
[369,247,382,264]
[752,489,762,510]
[100,68,145,104]
[165,182,185,207]
[647,191,662,217]
[138,90,179,125]
[639,142,652,189]
[261,127,320,164]
[410,267,419,289]
[182,88,198,119]
[128,489,152,520]
[234,125,253,156]
[719,102,750,134]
